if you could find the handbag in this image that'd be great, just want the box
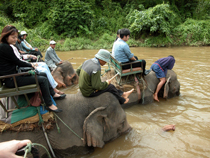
[17,67,35,73]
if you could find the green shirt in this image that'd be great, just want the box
[76,58,108,97]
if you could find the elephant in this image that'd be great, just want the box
[0,92,131,158]
[102,69,180,108]
[52,61,79,88]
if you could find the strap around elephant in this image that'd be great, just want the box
[54,113,84,141]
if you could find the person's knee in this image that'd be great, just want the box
[160,78,166,83]
[141,59,146,66]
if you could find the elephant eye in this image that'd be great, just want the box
[121,120,125,127]
[117,121,125,133]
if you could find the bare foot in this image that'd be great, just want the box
[48,104,58,110]
[54,88,65,95]
[124,98,129,104]
[53,93,61,98]
[153,93,159,102]
[122,88,134,99]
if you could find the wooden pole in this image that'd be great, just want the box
[109,72,119,82]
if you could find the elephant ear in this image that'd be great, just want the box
[83,107,109,148]
[163,76,171,99]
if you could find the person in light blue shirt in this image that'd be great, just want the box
[20,31,43,58]
[112,28,146,75]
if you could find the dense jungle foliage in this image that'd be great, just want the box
[1,0,210,51]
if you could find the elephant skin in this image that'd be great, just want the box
[117,70,180,108]
[0,93,131,158]
[52,61,79,88]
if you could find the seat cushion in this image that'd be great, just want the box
[122,67,142,74]
[0,86,16,94]
[0,84,38,95]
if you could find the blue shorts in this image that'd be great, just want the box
[150,63,165,78]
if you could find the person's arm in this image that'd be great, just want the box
[6,46,32,67]
[21,41,35,51]
[91,71,108,90]
[130,56,136,61]
[22,54,37,60]
[24,40,32,48]
[123,44,134,60]
[48,50,61,63]
[19,50,26,54]
[0,139,31,158]
[54,51,61,61]
[76,64,82,76]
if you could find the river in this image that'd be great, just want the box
[53,46,210,158]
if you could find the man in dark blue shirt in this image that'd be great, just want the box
[150,55,175,102]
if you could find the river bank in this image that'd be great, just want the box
[1,12,210,53]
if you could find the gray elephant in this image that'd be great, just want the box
[102,69,180,108]
[52,61,79,88]
[140,69,180,104]
[0,93,131,157]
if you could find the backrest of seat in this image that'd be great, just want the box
[110,55,122,73]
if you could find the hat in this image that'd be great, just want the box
[95,49,110,63]
[20,31,27,35]
[50,40,56,45]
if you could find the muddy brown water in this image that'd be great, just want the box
[44,47,210,158]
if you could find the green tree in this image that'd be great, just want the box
[47,0,93,37]
[127,3,180,38]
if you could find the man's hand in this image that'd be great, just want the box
[31,63,38,69]
[33,63,38,66]
[19,50,26,54]
[0,139,31,158]
[130,56,136,61]
[34,48,39,51]
[106,79,111,85]
[29,55,37,60]
[57,61,63,65]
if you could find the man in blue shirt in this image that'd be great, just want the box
[150,55,175,102]
[112,28,146,74]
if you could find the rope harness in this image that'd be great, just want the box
[23,142,52,158]
[54,113,84,141]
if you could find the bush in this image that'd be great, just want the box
[47,0,93,37]
[127,3,180,38]
[174,18,210,45]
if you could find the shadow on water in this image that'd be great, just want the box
[47,46,210,158]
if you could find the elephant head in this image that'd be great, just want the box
[83,102,130,148]
[46,93,131,157]
[139,70,180,104]
[52,61,79,88]
[163,70,180,99]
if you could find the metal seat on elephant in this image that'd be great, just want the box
[108,54,143,85]
[0,72,44,114]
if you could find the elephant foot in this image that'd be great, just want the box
[153,93,159,102]
[122,88,134,99]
